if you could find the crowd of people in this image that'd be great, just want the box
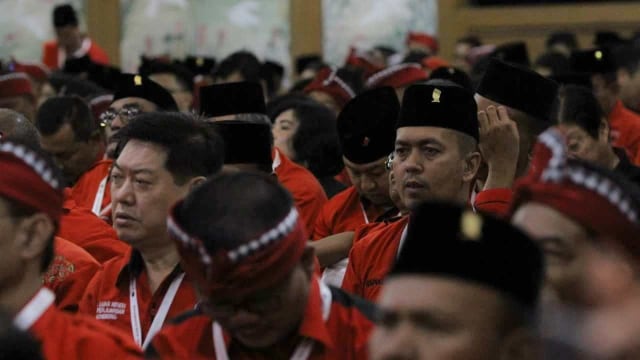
[2,2,640,359]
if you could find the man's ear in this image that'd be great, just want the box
[187,176,207,191]
[462,151,482,182]
[15,214,55,265]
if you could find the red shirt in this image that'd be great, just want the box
[42,38,110,70]
[44,236,101,312]
[60,189,129,263]
[14,288,142,359]
[473,188,513,218]
[70,158,112,214]
[273,148,328,236]
[78,248,197,345]
[609,100,640,165]
[342,217,409,301]
[149,278,374,359]
[312,186,388,240]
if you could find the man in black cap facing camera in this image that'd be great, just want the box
[369,201,543,360]
[42,3,109,70]
[342,80,482,301]
[473,58,559,217]
[199,81,327,236]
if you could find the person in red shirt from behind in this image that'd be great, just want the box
[78,113,224,350]
[200,81,328,235]
[0,140,142,359]
[59,188,129,263]
[149,171,374,359]
[42,4,109,70]
[342,81,482,301]
[313,87,399,286]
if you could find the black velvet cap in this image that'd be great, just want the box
[428,66,472,92]
[490,41,530,67]
[199,82,266,118]
[112,74,178,111]
[397,83,479,142]
[391,201,544,309]
[337,87,399,164]
[569,48,617,74]
[476,59,559,122]
[549,73,593,90]
[211,121,272,167]
[183,56,217,75]
[53,4,78,28]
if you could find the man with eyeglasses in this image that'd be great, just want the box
[83,74,178,218]
[102,74,178,157]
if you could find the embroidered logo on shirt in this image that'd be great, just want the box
[42,255,75,285]
[96,301,127,320]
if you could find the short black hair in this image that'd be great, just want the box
[213,51,261,84]
[534,52,571,76]
[402,50,429,64]
[614,44,640,75]
[546,32,578,50]
[174,171,293,251]
[266,93,310,122]
[114,112,224,184]
[36,96,97,142]
[552,84,604,139]
[457,35,482,48]
[289,99,343,177]
[0,109,41,149]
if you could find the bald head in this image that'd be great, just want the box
[0,108,41,149]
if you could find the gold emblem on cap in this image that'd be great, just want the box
[196,57,204,66]
[134,75,143,86]
[595,50,603,60]
[460,211,482,241]
[432,88,441,103]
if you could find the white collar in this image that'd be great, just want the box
[272,148,282,172]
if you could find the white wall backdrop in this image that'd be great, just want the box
[322,0,438,65]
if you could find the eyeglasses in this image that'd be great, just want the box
[99,104,143,128]
[385,152,395,171]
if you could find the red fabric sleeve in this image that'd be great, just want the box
[45,237,101,313]
[474,188,513,218]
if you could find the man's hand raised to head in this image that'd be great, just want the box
[478,105,520,190]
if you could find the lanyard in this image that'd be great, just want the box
[13,288,55,331]
[396,224,408,259]
[212,279,333,360]
[91,175,108,216]
[129,273,185,349]
[359,202,370,224]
